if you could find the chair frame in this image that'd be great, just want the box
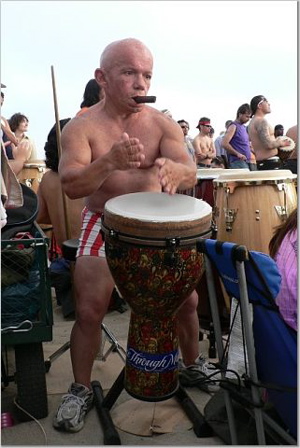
[200,239,297,445]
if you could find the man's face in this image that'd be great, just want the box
[258,97,271,114]
[200,124,212,135]
[179,122,189,136]
[240,112,251,124]
[98,47,153,112]
[19,119,29,132]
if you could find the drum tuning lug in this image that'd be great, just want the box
[224,208,237,232]
[274,205,287,221]
[109,229,118,238]
[166,237,180,248]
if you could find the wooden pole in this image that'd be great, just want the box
[50,65,71,241]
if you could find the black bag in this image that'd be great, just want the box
[2,183,39,240]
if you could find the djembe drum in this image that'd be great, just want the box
[101,192,212,401]
[17,160,47,193]
[213,169,297,253]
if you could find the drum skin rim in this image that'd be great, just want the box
[101,219,212,246]
[213,178,296,187]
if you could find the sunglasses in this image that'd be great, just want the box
[201,124,211,128]
[258,98,268,106]
[180,125,189,129]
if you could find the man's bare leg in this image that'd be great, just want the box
[70,256,115,388]
[177,290,200,366]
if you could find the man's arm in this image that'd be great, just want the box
[59,120,145,199]
[222,124,246,160]
[256,119,291,149]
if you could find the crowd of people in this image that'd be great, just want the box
[1,38,297,435]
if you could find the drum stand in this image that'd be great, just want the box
[92,367,213,445]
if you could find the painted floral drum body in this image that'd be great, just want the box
[102,192,212,401]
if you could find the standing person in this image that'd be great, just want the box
[8,112,38,161]
[76,78,103,117]
[53,38,215,433]
[177,119,196,196]
[283,125,297,174]
[177,119,196,163]
[222,103,252,169]
[193,117,216,167]
[274,124,284,138]
[214,120,233,166]
[247,95,291,170]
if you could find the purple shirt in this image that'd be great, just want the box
[274,229,297,331]
[228,121,251,164]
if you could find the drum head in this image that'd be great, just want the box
[105,192,211,222]
[103,192,212,240]
[214,169,297,184]
[277,136,295,151]
[197,168,249,180]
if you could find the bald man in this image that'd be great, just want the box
[53,38,213,432]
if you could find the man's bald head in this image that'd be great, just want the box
[100,38,153,71]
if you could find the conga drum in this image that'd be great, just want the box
[17,160,47,193]
[195,168,250,234]
[213,169,297,253]
[101,192,212,401]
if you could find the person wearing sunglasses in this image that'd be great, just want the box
[192,117,216,168]
[248,95,291,170]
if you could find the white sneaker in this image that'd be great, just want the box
[178,355,221,392]
[53,383,94,432]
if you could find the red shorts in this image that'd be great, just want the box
[76,207,106,258]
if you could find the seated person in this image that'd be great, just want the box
[269,208,297,331]
[37,119,85,317]
[37,119,84,251]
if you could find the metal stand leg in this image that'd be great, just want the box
[45,323,126,372]
[92,367,213,445]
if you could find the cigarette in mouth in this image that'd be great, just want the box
[133,96,157,104]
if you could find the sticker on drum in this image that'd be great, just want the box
[213,169,297,253]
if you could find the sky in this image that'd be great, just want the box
[1,1,298,159]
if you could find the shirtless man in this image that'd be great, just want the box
[36,119,84,249]
[192,117,216,167]
[53,38,215,433]
[248,95,291,170]
[283,125,297,174]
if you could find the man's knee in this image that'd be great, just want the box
[179,290,198,316]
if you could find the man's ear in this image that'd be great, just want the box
[94,68,106,87]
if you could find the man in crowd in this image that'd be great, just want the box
[192,117,216,167]
[248,95,291,170]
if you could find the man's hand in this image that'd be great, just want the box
[277,137,294,149]
[154,157,182,195]
[110,132,145,169]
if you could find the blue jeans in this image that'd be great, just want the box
[229,160,250,169]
